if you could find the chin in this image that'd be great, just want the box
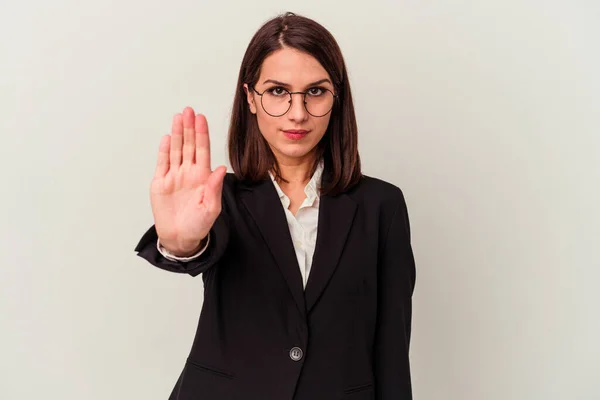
[275,144,316,160]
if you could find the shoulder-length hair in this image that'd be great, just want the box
[227,12,362,196]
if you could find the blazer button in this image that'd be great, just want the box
[289,347,303,361]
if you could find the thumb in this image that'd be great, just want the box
[204,166,227,211]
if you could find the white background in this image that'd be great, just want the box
[1,0,598,398]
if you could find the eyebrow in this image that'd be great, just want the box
[262,78,332,88]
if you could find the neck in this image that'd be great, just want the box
[277,160,313,185]
[272,152,318,187]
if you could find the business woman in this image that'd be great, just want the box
[135,12,416,400]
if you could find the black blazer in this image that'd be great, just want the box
[134,173,416,400]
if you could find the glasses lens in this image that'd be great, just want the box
[305,90,334,117]
[261,90,291,116]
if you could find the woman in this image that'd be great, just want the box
[135,12,416,400]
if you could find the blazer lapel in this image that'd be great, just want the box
[240,180,307,319]
[305,193,357,313]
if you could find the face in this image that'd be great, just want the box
[244,47,334,166]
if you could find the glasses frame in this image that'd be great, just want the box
[250,86,337,117]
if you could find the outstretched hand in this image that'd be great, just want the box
[150,107,227,256]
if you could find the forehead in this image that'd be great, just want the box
[258,47,330,85]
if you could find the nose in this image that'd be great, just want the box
[287,93,308,122]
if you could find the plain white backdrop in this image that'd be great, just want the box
[1,0,598,399]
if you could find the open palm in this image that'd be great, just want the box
[150,107,227,255]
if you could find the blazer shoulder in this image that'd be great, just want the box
[353,175,408,210]
[222,172,260,190]
[223,172,238,188]
[220,172,242,211]
[220,172,270,208]
[357,176,413,243]
[221,172,247,197]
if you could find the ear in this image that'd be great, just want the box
[243,83,257,115]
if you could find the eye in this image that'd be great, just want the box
[307,87,325,96]
[266,86,288,96]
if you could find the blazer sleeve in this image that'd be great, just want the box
[133,209,230,277]
[374,190,417,399]
[157,234,210,261]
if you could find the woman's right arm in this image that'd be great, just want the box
[134,106,228,277]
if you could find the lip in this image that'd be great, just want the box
[283,130,309,134]
[282,129,310,141]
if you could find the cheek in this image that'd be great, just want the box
[313,116,332,141]
[255,113,278,141]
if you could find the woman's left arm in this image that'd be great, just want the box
[374,190,417,400]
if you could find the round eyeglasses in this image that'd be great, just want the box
[251,86,337,117]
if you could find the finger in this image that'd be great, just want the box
[182,107,196,164]
[154,134,171,178]
[170,113,183,168]
[195,113,210,169]
[204,166,227,212]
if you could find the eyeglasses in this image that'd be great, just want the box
[251,86,337,117]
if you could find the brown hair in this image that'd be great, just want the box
[227,12,362,196]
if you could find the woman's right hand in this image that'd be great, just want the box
[150,107,227,256]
